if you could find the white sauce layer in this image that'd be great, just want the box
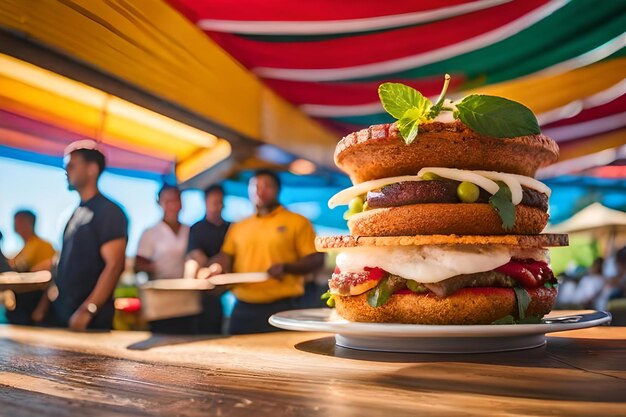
[328,167,551,208]
[335,245,548,283]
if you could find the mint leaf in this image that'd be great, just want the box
[492,314,542,325]
[378,83,430,119]
[513,287,531,320]
[456,95,540,138]
[492,315,516,325]
[518,315,542,324]
[406,279,427,293]
[397,108,423,144]
[367,277,394,308]
[489,184,515,230]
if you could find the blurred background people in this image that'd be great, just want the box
[186,184,230,334]
[608,246,626,302]
[209,170,324,334]
[571,257,607,310]
[38,140,128,331]
[5,210,56,325]
[9,210,55,273]
[135,184,195,334]
[0,231,10,273]
[136,185,189,280]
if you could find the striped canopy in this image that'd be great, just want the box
[0,0,624,182]
[168,0,626,167]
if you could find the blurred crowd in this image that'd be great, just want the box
[556,248,626,312]
[1,140,326,335]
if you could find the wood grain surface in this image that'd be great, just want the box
[0,324,625,416]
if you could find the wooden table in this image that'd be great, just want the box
[0,323,625,416]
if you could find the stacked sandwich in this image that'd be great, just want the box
[317,76,568,325]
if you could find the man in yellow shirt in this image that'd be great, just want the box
[211,170,324,334]
[10,210,56,272]
[7,210,56,325]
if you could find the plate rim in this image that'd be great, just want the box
[269,308,612,338]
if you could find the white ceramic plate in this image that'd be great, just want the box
[140,279,215,291]
[269,308,612,353]
[0,271,52,291]
[140,273,269,291]
[206,272,269,286]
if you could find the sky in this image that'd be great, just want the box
[0,156,343,258]
[0,156,256,257]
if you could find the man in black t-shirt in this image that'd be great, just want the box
[187,184,230,333]
[37,140,127,331]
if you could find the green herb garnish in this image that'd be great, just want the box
[492,314,542,325]
[378,75,540,144]
[455,95,540,138]
[320,290,335,308]
[491,288,538,324]
[513,287,532,320]
[489,184,516,230]
[366,277,395,308]
[492,315,516,325]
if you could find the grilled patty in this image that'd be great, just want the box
[366,180,548,212]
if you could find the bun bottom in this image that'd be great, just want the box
[348,203,548,236]
[334,286,557,325]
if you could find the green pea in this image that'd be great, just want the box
[348,196,364,213]
[457,181,480,203]
[421,172,441,181]
[406,280,427,293]
[362,201,369,212]
[343,210,352,220]
[326,296,336,308]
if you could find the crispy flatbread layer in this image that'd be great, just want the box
[315,233,568,251]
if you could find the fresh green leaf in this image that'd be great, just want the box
[320,290,335,307]
[397,107,423,144]
[492,315,516,325]
[489,184,516,230]
[492,314,542,325]
[513,287,532,320]
[518,315,542,324]
[456,95,541,138]
[406,280,427,293]
[544,282,556,289]
[378,83,431,119]
[367,277,395,308]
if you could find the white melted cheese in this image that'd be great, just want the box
[335,246,548,284]
[328,167,551,208]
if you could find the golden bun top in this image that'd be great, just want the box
[335,121,559,183]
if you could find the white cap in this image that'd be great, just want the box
[63,139,102,157]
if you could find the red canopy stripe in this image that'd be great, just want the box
[201,0,550,71]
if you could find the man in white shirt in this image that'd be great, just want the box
[135,185,193,333]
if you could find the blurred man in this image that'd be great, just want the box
[136,185,189,280]
[209,170,324,334]
[6,210,55,325]
[186,184,230,333]
[9,210,55,272]
[38,140,128,331]
[0,230,11,273]
[136,184,196,334]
